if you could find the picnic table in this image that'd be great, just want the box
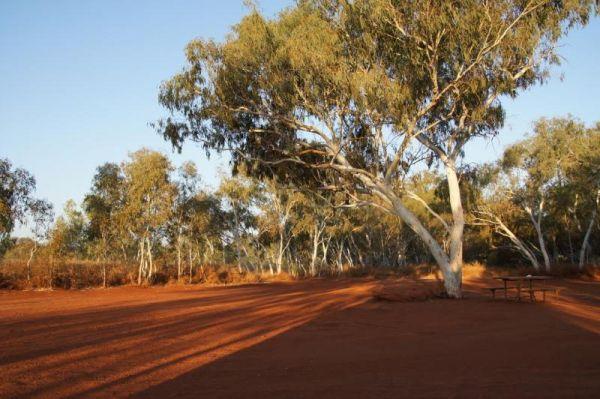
[489,276,556,302]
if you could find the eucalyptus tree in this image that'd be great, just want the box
[157,0,594,296]
[48,200,88,259]
[0,158,53,280]
[44,200,87,287]
[292,191,334,275]
[120,149,176,284]
[0,158,42,255]
[170,161,202,280]
[259,180,302,274]
[564,122,600,269]
[475,117,600,270]
[25,199,53,282]
[217,174,262,273]
[186,191,226,281]
[499,120,573,270]
[84,163,124,286]
[474,181,544,270]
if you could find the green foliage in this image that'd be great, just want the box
[47,200,87,259]
[0,159,53,257]
[155,0,595,295]
[84,163,124,261]
[157,0,594,179]
[479,116,600,267]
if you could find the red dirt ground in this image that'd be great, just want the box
[0,277,598,398]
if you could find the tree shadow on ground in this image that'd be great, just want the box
[1,278,598,398]
[0,279,375,398]
[133,278,600,399]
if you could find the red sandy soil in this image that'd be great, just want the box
[0,277,598,398]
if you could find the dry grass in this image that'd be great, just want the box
[1,258,597,290]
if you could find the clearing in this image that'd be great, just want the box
[0,277,598,398]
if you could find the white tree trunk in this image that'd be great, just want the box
[309,225,320,276]
[27,241,37,282]
[388,192,459,297]
[498,218,540,271]
[444,162,464,296]
[177,235,182,281]
[188,246,194,283]
[276,231,285,275]
[232,206,243,273]
[525,201,551,272]
[137,239,145,285]
[147,236,154,280]
[579,190,599,270]
[321,236,332,268]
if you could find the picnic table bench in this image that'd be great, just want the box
[488,276,559,302]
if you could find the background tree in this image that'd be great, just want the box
[84,163,125,287]
[0,159,42,255]
[185,191,225,282]
[170,161,202,281]
[157,0,595,297]
[48,200,88,259]
[476,117,600,270]
[259,180,301,274]
[24,199,54,282]
[120,149,176,284]
[217,174,262,273]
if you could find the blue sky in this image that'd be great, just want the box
[1,1,598,235]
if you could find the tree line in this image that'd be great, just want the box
[1,116,598,288]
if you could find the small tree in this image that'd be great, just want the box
[217,174,262,273]
[259,180,301,274]
[120,149,176,284]
[186,192,226,281]
[25,199,54,282]
[0,158,39,256]
[84,163,124,287]
[170,161,202,281]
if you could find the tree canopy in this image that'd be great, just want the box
[0,159,53,257]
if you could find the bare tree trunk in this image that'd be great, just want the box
[146,236,154,281]
[205,237,215,264]
[232,206,243,273]
[474,208,541,271]
[350,235,364,267]
[444,162,464,297]
[27,241,37,282]
[345,246,354,269]
[177,235,182,282]
[579,190,599,270]
[336,239,345,274]
[309,225,320,276]
[566,220,575,265]
[322,236,332,270]
[276,230,284,275]
[525,200,551,272]
[389,195,457,296]
[137,239,144,285]
[188,246,193,283]
[502,223,541,270]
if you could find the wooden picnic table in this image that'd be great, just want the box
[490,276,555,302]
